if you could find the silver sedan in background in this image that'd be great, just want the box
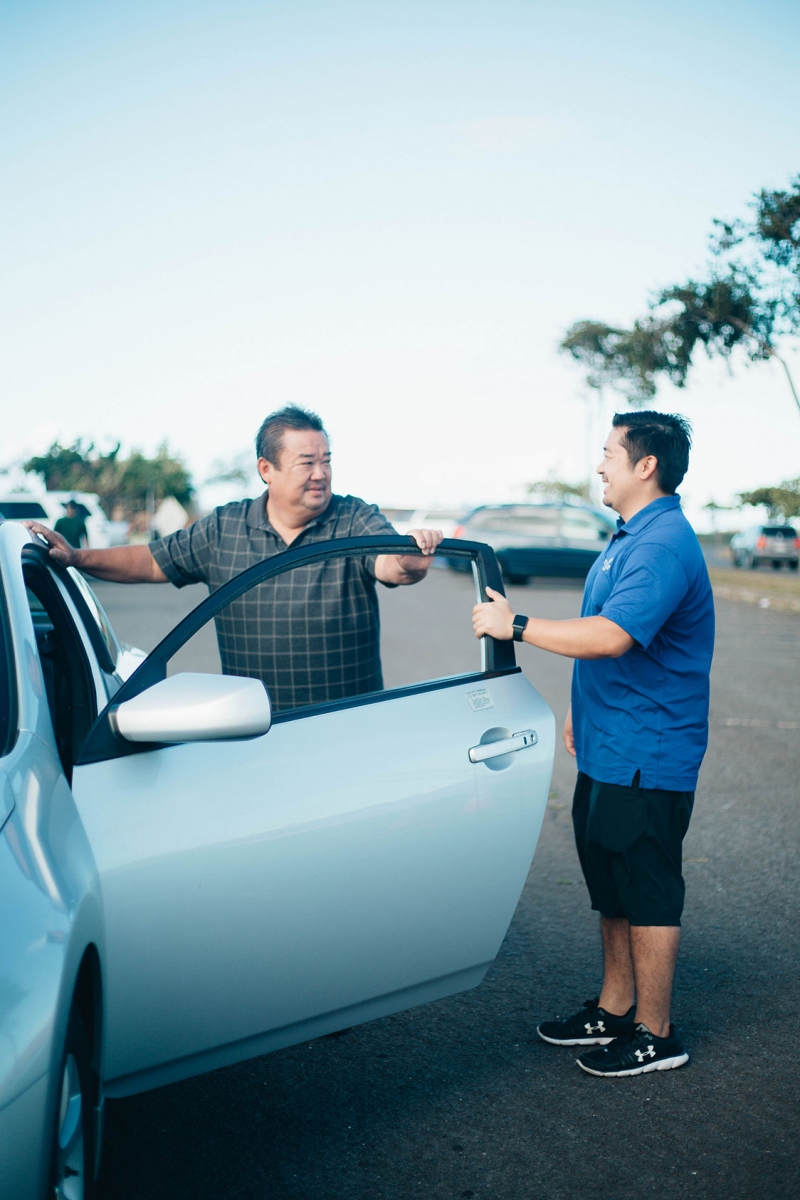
[0,521,555,1199]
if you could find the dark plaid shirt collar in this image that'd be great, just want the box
[245,490,340,542]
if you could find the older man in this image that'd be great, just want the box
[473,411,714,1077]
[28,406,442,711]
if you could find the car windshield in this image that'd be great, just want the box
[67,568,120,668]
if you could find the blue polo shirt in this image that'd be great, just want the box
[571,494,714,791]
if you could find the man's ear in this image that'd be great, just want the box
[257,456,273,485]
[639,455,658,482]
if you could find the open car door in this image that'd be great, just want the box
[71,536,555,1098]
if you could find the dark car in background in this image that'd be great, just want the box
[730,524,799,570]
[449,503,615,582]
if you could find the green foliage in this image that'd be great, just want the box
[24,440,194,518]
[527,475,593,503]
[738,480,800,520]
[560,175,800,411]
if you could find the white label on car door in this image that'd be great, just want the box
[465,687,494,711]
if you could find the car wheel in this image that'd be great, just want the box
[790,561,799,572]
[503,573,528,586]
[745,553,755,570]
[51,1010,95,1200]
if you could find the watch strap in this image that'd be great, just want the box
[512,614,529,642]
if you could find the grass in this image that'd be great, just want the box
[708,566,800,614]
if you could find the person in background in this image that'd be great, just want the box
[53,499,88,549]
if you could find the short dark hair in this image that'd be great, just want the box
[612,410,692,494]
[255,406,328,466]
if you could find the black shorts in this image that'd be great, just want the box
[572,771,694,927]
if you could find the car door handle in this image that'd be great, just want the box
[468,729,538,763]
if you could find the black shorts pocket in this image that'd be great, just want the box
[587,781,648,853]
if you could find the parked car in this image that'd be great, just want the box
[386,508,465,540]
[449,502,615,582]
[0,491,118,547]
[730,524,799,570]
[0,522,555,1199]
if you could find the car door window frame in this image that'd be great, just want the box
[78,535,519,766]
[0,570,18,757]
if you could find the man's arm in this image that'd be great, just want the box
[374,528,443,586]
[24,523,168,583]
[472,586,634,660]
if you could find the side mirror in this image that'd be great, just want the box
[112,673,272,744]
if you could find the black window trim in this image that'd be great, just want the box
[0,565,19,758]
[77,535,516,765]
[22,544,117,674]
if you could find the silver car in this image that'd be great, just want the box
[0,522,555,1199]
[730,524,799,570]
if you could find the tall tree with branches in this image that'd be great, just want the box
[560,175,800,415]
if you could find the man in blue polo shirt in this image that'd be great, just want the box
[472,411,714,1077]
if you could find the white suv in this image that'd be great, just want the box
[0,491,117,547]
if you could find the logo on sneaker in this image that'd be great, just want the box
[585,1021,606,1035]
[634,1046,656,1062]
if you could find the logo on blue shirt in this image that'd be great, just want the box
[602,555,615,572]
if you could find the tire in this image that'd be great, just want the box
[790,561,798,572]
[503,573,528,586]
[51,1009,95,1200]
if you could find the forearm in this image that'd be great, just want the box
[374,554,431,586]
[73,544,167,583]
[521,615,633,659]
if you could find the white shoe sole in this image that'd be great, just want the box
[537,1029,615,1046]
[576,1052,689,1076]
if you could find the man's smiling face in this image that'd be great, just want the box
[258,428,332,519]
[597,426,642,517]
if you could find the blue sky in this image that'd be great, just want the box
[2,0,799,523]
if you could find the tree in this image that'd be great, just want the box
[739,479,800,520]
[527,474,593,504]
[560,175,800,415]
[23,440,194,519]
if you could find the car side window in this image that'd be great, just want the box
[165,547,486,716]
[78,536,516,764]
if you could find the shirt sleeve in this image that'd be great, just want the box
[350,501,397,536]
[346,499,399,586]
[150,512,217,588]
[600,543,690,649]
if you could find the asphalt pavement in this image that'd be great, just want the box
[92,567,800,1200]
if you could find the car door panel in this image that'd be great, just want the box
[72,668,553,1096]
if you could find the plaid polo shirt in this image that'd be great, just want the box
[150,492,396,712]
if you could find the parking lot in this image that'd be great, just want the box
[93,567,799,1200]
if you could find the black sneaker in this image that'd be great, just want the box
[537,998,636,1046]
[576,1023,689,1076]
